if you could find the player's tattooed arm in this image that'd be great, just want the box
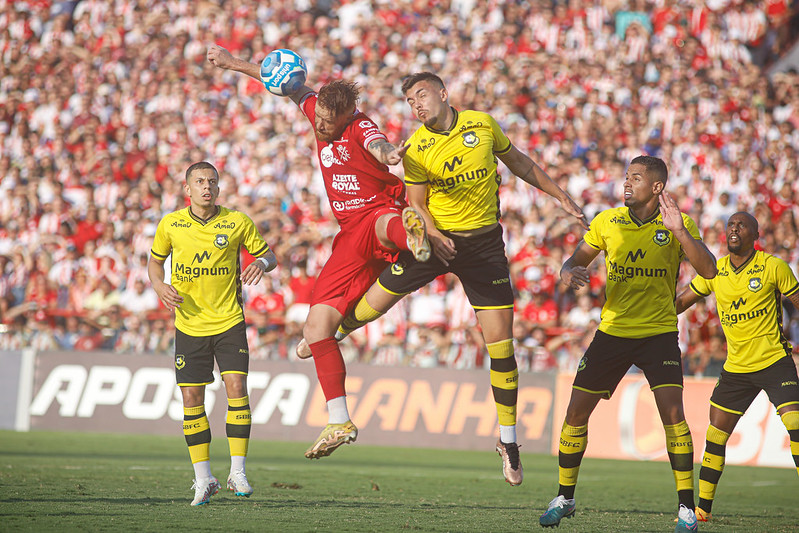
[367,139,409,166]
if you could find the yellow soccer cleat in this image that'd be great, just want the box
[402,207,431,263]
[305,421,358,459]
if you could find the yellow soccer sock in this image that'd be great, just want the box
[337,298,384,338]
[487,339,518,427]
[665,420,695,509]
[226,396,251,460]
[558,422,587,499]
[697,423,730,513]
[183,405,211,465]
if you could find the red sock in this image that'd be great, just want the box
[309,337,347,401]
[385,215,410,251]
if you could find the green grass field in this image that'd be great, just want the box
[0,430,795,532]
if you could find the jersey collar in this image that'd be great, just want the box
[424,107,459,135]
[627,206,660,227]
[729,249,757,273]
[188,205,220,225]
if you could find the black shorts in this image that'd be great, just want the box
[710,355,799,415]
[174,320,249,386]
[377,225,514,310]
[573,330,684,399]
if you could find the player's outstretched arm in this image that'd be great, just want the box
[367,139,409,166]
[498,146,588,230]
[659,192,717,279]
[560,241,600,291]
[241,250,278,285]
[207,44,312,105]
[675,286,703,314]
[147,255,183,311]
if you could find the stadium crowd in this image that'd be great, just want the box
[1,0,798,378]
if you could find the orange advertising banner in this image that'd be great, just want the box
[551,373,795,468]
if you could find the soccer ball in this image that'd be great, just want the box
[260,49,307,96]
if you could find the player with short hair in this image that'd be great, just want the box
[539,156,717,532]
[304,71,588,486]
[148,161,278,506]
[207,45,430,459]
[675,212,799,522]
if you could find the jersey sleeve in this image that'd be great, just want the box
[402,141,429,185]
[150,217,172,260]
[352,114,388,151]
[689,272,713,297]
[239,213,270,257]
[487,114,512,155]
[773,257,799,297]
[582,211,606,251]
[299,92,316,125]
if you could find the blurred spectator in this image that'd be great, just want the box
[1,0,797,364]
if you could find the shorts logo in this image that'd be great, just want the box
[175,355,186,370]
[239,348,248,354]
[782,381,798,387]
[391,263,404,276]
[653,229,671,246]
[577,356,587,372]
[214,234,229,249]
[748,277,762,292]
[462,131,479,148]
[663,359,680,366]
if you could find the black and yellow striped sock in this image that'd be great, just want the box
[183,405,211,464]
[487,339,518,428]
[226,396,251,459]
[558,422,587,500]
[780,410,799,476]
[337,298,384,339]
[698,423,730,513]
[665,420,695,509]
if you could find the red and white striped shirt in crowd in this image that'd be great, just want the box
[725,7,766,45]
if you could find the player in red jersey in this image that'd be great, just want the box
[208,44,430,459]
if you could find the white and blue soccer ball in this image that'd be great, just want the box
[260,49,307,96]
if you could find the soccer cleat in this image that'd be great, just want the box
[227,469,253,497]
[496,440,523,486]
[402,207,430,262]
[190,476,220,506]
[675,504,699,532]
[296,338,312,359]
[305,421,358,459]
[539,495,576,527]
[694,507,711,522]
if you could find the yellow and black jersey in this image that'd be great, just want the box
[689,250,799,373]
[585,206,702,338]
[403,109,511,232]
[151,206,269,337]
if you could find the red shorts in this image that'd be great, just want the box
[311,206,403,316]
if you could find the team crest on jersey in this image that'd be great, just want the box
[214,234,229,249]
[653,229,671,246]
[391,263,404,276]
[175,355,185,370]
[577,356,587,372]
[462,131,479,148]
[747,277,763,292]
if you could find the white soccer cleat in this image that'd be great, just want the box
[227,469,254,497]
[190,476,220,506]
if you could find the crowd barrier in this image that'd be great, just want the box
[2,350,793,468]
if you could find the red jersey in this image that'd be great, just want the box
[299,93,406,228]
